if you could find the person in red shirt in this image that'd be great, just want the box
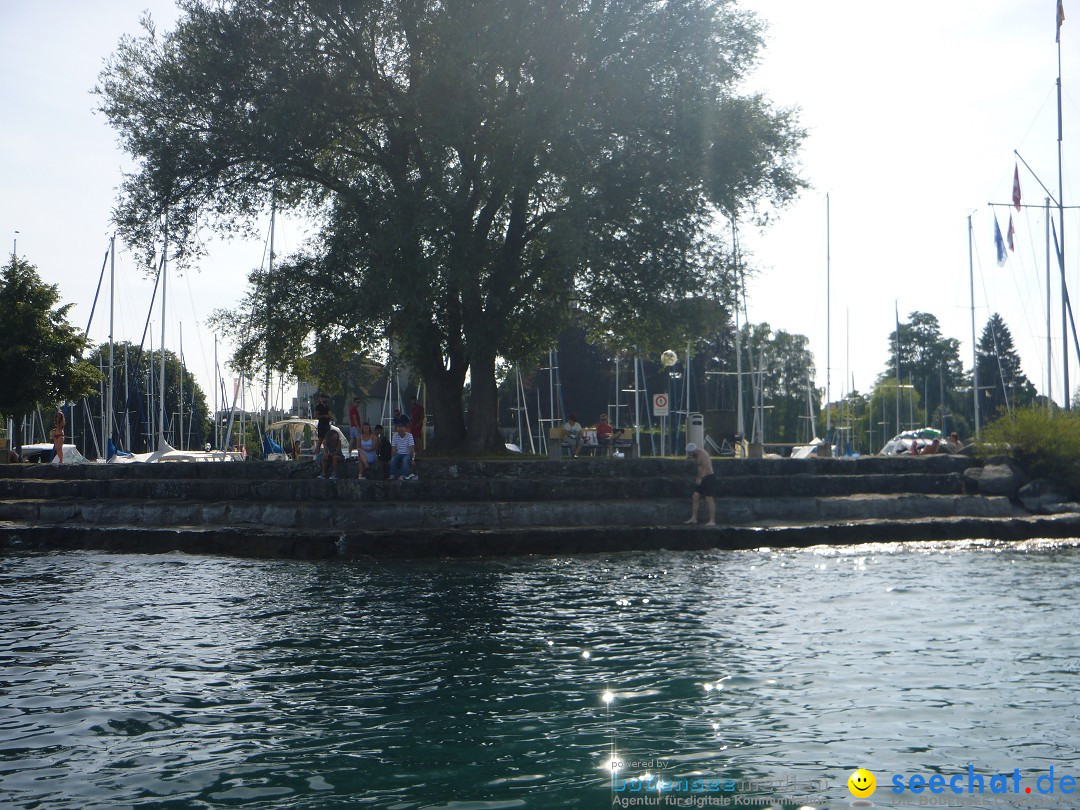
[409,397,424,450]
[595,412,614,456]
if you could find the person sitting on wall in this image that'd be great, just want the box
[389,422,417,480]
[563,413,583,458]
[319,426,344,480]
[357,423,377,478]
[373,424,393,479]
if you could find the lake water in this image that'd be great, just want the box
[2,540,1079,809]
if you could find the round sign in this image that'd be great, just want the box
[653,393,669,416]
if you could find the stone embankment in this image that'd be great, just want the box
[1,454,1078,559]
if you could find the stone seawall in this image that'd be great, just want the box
[1,455,1076,559]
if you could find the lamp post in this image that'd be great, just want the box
[660,349,677,455]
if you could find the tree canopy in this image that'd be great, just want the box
[99,0,805,451]
[0,257,99,430]
[882,311,964,429]
[976,312,1037,420]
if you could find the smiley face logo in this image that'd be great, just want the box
[847,768,877,798]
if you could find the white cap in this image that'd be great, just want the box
[685,443,697,453]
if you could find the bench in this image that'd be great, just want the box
[547,427,638,459]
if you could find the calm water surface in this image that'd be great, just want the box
[2,540,1079,809]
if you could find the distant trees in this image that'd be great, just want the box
[975,313,1038,418]
[82,341,211,454]
[0,257,99,447]
[881,311,965,431]
[736,323,818,443]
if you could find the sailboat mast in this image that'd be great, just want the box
[179,323,184,450]
[106,235,115,458]
[730,216,745,438]
[825,193,831,440]
[1046,197,1052,412]
[214,336,219,450]
[265,198,275,433]
[969,215,980,436]
[159,213,168,448]
[1057,10,1068,409]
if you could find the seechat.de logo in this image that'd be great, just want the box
[848,768,877,798]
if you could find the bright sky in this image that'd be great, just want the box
[2,1,1078,413]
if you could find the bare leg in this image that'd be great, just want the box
[704,496,716,526]
[683,492,700,524]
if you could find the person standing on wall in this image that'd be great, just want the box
[348,397,362,451]
[314,393,333,454]
[409,396,424,450]
[51,411,65,464]
[683,443,716,526]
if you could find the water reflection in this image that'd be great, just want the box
[1,540,1078,808]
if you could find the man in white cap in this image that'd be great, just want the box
[683,443,716,526]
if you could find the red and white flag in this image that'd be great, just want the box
[1007,215,1016,252]
[1012,164,1022,211]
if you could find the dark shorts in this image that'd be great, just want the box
[695,473,718,497]
[317,421,330,440]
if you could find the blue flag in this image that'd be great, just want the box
[994,215,1007,266]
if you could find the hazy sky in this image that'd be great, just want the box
[2,1,1078,418]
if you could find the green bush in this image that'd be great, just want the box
[977,408,1080,496]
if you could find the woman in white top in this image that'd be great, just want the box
[357,423,377,478]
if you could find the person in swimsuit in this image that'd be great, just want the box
[683,443,716,526]
[51,411,65,464]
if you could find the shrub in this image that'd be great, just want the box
[977,408,1080,497]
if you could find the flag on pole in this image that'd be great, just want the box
[994,215,1008,266]
[1007,214,1016,252]
[1012,164,1022,211]
[1059,0,1066,43]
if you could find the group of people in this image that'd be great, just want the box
[910,432,962,455]
[562,412,626,458]
[314,393,423,481]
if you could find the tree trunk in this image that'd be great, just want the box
[424,367,467,454]
[465,349,503,453]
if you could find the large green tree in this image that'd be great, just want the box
[882,311,964,430]
[975,313,1038,421]
[0,257,100,447]
[98,0,804,451]
[735,322,817,443]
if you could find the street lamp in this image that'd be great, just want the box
[660,350,678,455]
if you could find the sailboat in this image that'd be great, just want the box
[136,216,240,462]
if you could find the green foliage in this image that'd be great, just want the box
[881,311,964,430]
[976,313,1038,421]
[735,323,819,442]
[978,408,1080,496]
[0,256,99,423]
[98,0,806,451]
